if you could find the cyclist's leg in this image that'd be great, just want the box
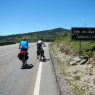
[37,49,39,59]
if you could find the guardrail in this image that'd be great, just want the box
[0,42,16,46]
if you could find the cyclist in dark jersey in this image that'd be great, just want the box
[37,38,46,59]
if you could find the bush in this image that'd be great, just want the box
[62,32,68,37]
[74,75,81,81]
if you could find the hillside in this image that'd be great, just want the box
[50,35,95,95]
[0,28,71,43]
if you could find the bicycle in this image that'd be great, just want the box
[18,50,29,68]
[37,46,46,61]
[21,52,28,68]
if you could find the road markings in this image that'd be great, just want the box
[33,47,45,95]
[0,49,18,57]
[33,62,42,95]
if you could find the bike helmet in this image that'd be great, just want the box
[41,38,43,40]
[22,38,26,40]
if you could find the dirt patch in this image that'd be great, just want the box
[50,43,95,95]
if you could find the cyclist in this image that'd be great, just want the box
[37,38,46,59]
[19,38,29,51]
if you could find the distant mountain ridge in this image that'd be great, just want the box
[0,28,71,43]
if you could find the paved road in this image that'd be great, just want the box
[0,43,60,95]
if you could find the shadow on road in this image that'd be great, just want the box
[39,59,50,62]
[20,64,34,69]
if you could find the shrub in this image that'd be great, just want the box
[62,32,68,37]
[74,75,81,81]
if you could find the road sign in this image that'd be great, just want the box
[71,27,95,41]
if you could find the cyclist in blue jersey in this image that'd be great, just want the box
[19,38,29,51]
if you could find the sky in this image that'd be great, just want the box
[0,0,95,36]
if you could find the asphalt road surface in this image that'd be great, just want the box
[0,43,60,95]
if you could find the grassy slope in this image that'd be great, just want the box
[52,35,95,57]
[50,34,95,95]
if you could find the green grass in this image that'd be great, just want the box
[49,43,57,55]
[74,75,81,81]
[89,72,93,76]
[54,35,95,57]
[60,61,66,75]
[69,81,86,95]
[73,70,80,74]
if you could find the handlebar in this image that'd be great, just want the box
[42,45,46,47]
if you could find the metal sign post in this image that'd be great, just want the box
[71,27,95,58]
[79,41,81,58]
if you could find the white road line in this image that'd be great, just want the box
[33,47,45,95]
[0,49,18,57]
[33,62,42,95]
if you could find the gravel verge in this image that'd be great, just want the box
[49,46,73,95]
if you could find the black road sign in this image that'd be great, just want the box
[71,27,95,41]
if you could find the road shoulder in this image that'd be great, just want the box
[49,46,72,95]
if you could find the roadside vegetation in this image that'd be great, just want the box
[50,32,95,95]
[52,32,95,57]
